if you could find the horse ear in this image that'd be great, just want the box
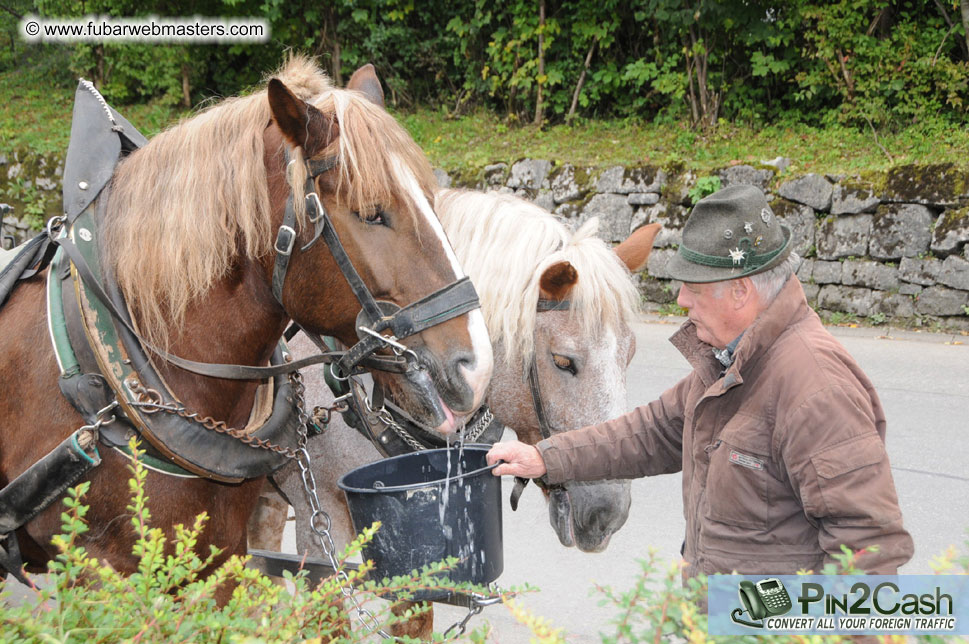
[615,223,661,272]
[539,261,578,301]
[346,64,385,107]
[267,78,338,157]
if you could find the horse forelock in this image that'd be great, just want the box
[435,189,641,365]
[286,89,437,230]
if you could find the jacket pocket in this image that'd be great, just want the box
[809,432,896,524]
[703,414,771,530]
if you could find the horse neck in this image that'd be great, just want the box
[153,258,288,427]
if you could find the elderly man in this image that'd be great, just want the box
[488,184,913,577]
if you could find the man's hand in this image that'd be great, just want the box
[486,440,547,478]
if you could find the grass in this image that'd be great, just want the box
[3,65,969,176]
[395,107,969,175]
[0,69,184,158]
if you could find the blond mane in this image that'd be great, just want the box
[102,55,436,347]
[434,189,641,364]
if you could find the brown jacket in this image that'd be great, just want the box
[538,276,913,576]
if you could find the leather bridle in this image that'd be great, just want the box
[270,152,481,381]
[56,150,481,384]
[510,297,571,510]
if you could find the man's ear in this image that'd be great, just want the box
[731,277,755,309]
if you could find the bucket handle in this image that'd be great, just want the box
[357,460,502,494]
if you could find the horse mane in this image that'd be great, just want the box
[102,54,436,347]
[434,189,641,365]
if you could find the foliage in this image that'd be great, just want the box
[4,0,969,130]
[688,174,722,204]
[1,175,50,229]
[0,438,510,643]
[796,0,969,128]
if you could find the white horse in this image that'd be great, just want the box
[250,188,659,636]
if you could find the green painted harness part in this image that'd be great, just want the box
[47,241,197,478]
[47,248,81,377]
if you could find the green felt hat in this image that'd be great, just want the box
[666,184,792,283]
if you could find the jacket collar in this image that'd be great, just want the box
[670,275,809,388]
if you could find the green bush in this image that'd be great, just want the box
[0,439,506,643]
[7,0,969,129]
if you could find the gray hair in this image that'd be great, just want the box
[748,251,802,304]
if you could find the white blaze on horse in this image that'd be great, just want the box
[251,188,659,632]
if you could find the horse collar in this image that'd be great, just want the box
[48,215,304,483]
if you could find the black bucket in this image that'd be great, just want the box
[337,445,502,601]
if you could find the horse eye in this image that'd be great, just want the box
[354,207,388,227]
[552,353,577,375]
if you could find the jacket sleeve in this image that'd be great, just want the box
[779,385,914,574]
[536,374,691,484]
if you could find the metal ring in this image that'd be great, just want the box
[46,215,66,240]
[328,362,349,382]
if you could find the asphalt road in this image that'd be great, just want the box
[5,316,968,642]
[432,315,969,642]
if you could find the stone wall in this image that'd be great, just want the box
[4,147,968,328]
[1,149,64,247]
[438,161,969,331]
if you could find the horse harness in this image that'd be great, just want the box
[508,298,571,511]
[316,296,568,513]
[0,81,481,583]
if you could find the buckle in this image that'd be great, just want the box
[306,192,324,224]
[274,225,296,255]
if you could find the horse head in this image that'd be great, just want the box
[263,63,493,435]
[436,189,659,552]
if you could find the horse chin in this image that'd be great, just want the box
[374,370,472,437]
[548,481,631,553]
[548,488,576,548]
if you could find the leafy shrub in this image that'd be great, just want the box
[0,439,505,643]
[688,175,722,204]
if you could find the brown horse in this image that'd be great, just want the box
[0,57,492,591]
[254,189,659,636]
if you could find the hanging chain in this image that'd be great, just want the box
[295,383,503,640]
[295,446,394,639]
[462,408,494,443]
[296,443,500,641]
[124,375,306,459]
[357,380,495,452]
[127,364,502,639]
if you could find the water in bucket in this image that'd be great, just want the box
[338,444,503,601]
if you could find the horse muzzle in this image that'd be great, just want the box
[548,480,632,553]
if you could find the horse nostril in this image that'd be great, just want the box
[445,351,477,408]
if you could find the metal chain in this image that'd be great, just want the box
[462,408,494,443]
[124,375,305,459]
[296,444,499,641]
[358,382,494,451]
[296,446,394,639]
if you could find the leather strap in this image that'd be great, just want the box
[53,233,345,380]
[270,153,339,306]
[510,297,571,511]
